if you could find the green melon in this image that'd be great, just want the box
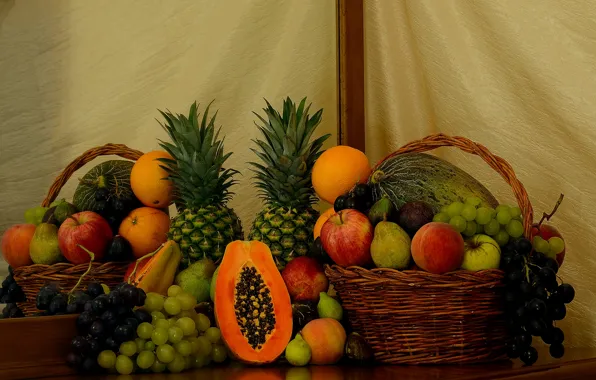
[73,160,136,213]
[369,153,499,212]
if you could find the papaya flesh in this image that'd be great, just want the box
[370,152,499,212]
[124,240,182,296]
[214,240,292,365]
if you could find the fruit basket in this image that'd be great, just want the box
[325,133,534,365]
[12,144,144,316]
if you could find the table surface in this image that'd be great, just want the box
[25,348,595,380]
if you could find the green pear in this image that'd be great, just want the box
[317,292,343,321]
[175,258,216,303]
[370,221,411,269]
[29,223,64,265]
[210,266,220,302]
[24,206,48,225]
[285,333,312,366]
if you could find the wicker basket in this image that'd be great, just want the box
[325,133,535,365]
[13,144,144,316]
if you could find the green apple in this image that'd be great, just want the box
[461,234,501,271]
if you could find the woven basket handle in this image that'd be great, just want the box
[41,143,144,207]
[371,133,534,238]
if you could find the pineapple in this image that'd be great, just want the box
[157,101,243,268]
[248,97,331,270]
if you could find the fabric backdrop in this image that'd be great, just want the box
[365,0,596,348]
[0,0,337,277]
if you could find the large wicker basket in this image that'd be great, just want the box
[325,133,535,365]
[13,144,144,316]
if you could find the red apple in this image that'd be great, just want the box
[1,224,36,268]
[411,222,465,274]
[281,256,329,302]
[320,209,373,267]
[58,211,113,264]
[531,223,565,267]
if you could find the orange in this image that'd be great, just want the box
[119,207,170,258]
[312,146,371,204]
[313,208,335,239]
[131,150,175,208]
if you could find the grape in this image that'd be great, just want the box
[82,357,98,372]
[527,319,547,336]
[510,206,522,219]
[176,292,197,311]
[533,237,551,255]
[558,284,575,303]
[484,219,500,235]
[506,341,521,359]
[164,297,182,315]
[151,359,167,373]
[544,258,559,274]
[494,230,510,246]
[97,350,117,369]
[205,327,222,343]
[465,197,482,207]
[534,287,548,301]
[527,299,546,318]
[137,350,156,369]
[515,332,532,348]
[475,223,484,234]
[87,282,104,299]
[195,336,212,357]
[167,353,186,373]
[475,207,493,225]
[549,343,565,359]
[177,317,196,336]
[168,317,179,327]
[119,341,137,356]
[66,352,83,369]
[506,220,524,238]
[174,340,193,356]
[145,341,156,351]
[520,346,538,365]
[549,303,566,320]
[496,209,512,225]
[196,313,211,332]
[71,336,90,354]
[433,213,450,223]
[151,327,169,345]
[90,321,106,339]
[461,205,477,221]
[449,216,467,233]
[104,337,120,352]
[212,344,228,363]
[495,204,510,214]
[548,237,565,255]
[519,281,533,298]
[515,238,533,255]
[538,267,557,287]
[178,309,197,319]
[167,285,183,297]
[151,311,166,323]
[115,355,134,375]
[145,293,165,312]
[155,319,170,330]
[446,202,464,217]
[134,309,152,324]
[137,322,154,340]
[135,338,146,353]
[156,344,176,363]
[463,221,477,237]
[168,326,184,344]
[113,324,135,343]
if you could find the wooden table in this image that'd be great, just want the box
[12,348,593,380]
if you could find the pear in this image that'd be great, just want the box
[175,258,216,303]
[24,206,48,225]
[285,333,312,366]
[317,292,343,321]
[370,221,411,269]
[368,196,397,227]
[29,223,64,265]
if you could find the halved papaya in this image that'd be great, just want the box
[124,240,182,296]
[214,240,293,365]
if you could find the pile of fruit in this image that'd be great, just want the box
[0,96,575,371]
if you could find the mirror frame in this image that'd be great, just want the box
[337,0,365,152]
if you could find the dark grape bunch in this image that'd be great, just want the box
[501,237,575,366]
[334,183,373,214]
[94,188,141,235]
[35,282,106,316]
[0,266,26,319]
[67,282,148,373]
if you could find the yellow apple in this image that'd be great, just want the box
[461,234,501,271]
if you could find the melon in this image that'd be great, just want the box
[73,160,142,235]
[369,153,499,212]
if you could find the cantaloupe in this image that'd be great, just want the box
[370,153,498,212]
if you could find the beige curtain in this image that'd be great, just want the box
[365,0,596,347]
[0,0,337,277]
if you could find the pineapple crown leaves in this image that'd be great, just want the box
[249,97,331,208]
[156,100,239,207]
